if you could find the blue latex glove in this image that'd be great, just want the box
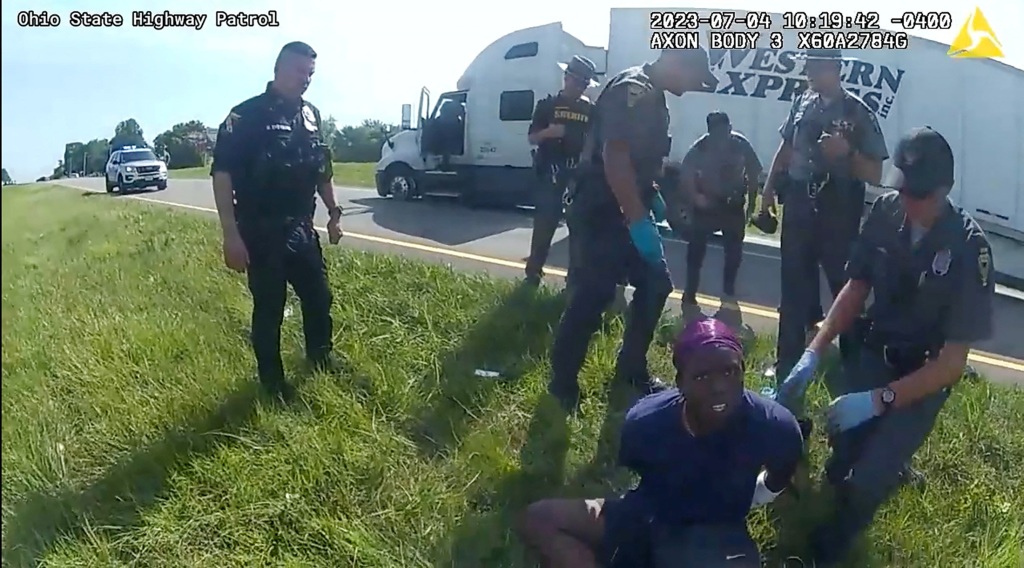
[650,192,667,223]
[826,391,881,433]
[628,217,665,266]
[777,349,819,412]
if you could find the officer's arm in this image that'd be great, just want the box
[527,98,552,145]
[764,97,800,199]
[887,238,995,408]
[678,141,703,199]
[807,196,887,353]
[210,107,246,236]
[848,106,888,186]
[740,136,764,199]
[600,84,647,222]
[311,107,340,214]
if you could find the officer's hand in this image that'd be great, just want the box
[223,231,249,273]
[819,132,851,162]
[776,349,820,413]
[546,124,566,139]
[650,192,668,223]
[627,217,665,267]
[826,391,881,434]
[327,218,343,244]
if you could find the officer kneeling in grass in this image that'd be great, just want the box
[519,318,805,567]
[776,127,996,566]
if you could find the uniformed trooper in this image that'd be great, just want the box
[548,47,719,411]
[776,127,995,565]
[678,111,763,304]
[210,41,343,401]
[524,55,599,290]
[760,48,889,386]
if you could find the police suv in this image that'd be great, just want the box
[104,146,168,193]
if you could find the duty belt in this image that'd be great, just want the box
[863,335,939,375]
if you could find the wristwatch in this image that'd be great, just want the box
[879,387,896,413]
[328,205,343,219]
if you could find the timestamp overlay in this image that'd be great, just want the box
[648,11,920,51]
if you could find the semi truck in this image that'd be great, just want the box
[375,7,1024,284]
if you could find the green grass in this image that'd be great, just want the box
[169,162,377,188]
[2,184,1022,567]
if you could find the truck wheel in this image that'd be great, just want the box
[384,165,416,201]
[105,178,114,193]
[157,181,167,191]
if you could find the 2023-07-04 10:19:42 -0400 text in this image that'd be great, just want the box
[15,9,281,30]
[650,29,910,51]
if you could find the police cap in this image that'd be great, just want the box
[706,111,730,130]
[662,47,719,91]
[890,127,955,198]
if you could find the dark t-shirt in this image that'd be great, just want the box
[617,388,804,526]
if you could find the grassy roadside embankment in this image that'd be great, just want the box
[2,184,1021,567]
[169,162,377,189]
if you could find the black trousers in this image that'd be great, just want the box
[550,206,673,390]
[684,202,746,298]
[238,216,334,384]
[775,180,864,383]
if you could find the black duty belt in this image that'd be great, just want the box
[863,335,939,375]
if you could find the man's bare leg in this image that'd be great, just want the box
[517,498,606,567]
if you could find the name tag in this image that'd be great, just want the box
[267,124,292,132]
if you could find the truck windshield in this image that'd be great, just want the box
[121,150,158,163]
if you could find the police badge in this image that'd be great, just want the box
[932,249,952,276]
[301,105,318,132]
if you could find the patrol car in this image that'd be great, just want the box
[105,146,168,193]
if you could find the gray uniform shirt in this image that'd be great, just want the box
[585,65,672,206]
[681,131,762,203]
[778,89,889,207]
[846,191,995,346]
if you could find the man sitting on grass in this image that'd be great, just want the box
[517,317,805,567]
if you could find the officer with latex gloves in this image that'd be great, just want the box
[760,48,889,390]
[524,55,598,290]
[547,47,719,412]
[777,127,995,566]
[211,41,344,401]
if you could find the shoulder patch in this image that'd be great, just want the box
[579,94,591,103]
[222,111,241,133]
[977,245,992,287]
[624,82,649,107]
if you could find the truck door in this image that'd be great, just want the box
[421,91,468,169]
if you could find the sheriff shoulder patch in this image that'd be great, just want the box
[977,246,991,287]
[625,83,648,108]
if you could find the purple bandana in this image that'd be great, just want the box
[672,317,743,369]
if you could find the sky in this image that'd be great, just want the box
[2,0,1022,182]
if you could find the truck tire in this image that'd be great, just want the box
[383,165,416,201]
[117,174,126,194]
[105,177,115,193]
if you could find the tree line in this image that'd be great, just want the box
[39,116,400,183]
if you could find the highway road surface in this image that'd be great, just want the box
[54,177,1024,386]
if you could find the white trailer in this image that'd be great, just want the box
[375,7,1024,282]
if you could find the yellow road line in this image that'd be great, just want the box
[86,189,1024,374]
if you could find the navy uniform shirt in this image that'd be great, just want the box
[211,82,334,219]
[616,388,804,526]
[681,131,762,203]
[846,191,996,346]
[778,89,888,210]
[529,93,594,167]
[582,65,672,213]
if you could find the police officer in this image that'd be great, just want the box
[776,127,995,565]
[760,48,889,385]
[678,111,762,304]
[524,55,598,289]
[210,41,343,401]
[548,47,719,411]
